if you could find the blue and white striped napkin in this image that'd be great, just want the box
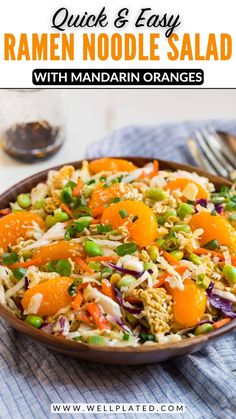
[1,120,236,419]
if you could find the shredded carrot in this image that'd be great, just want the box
[213,318,231,329]
[125,296,142,305]
[86,302,110,330]
[86,255,118,263]
[73,179,83,197]
[90,219,101,225]
[9,257,42,269]
[151,160,159,177]
[101,279,116,300]
[162,250,179,266]
[231,256,236,267]
[0,208,11,216]
[194,248,224,261]
[92,206,106,218]
[71,290,83,311]
[76,311,94,326]
[61,203,73,219]
[79,281,99,290]
[72,256,94,275]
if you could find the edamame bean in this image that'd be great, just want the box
[54,212,70,223]
[177,203,195,219]
[146,188,167,201]
[170,250,184,261]
[223,264,236,284]
[25,315,43,329]
[148,245,158,261]
[189,253,202,265]
[171,224,191,234]
[84,240,103,257]
[117,275,136,289]
[17,194,31,209]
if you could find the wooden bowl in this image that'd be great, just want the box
[0,157,235,365]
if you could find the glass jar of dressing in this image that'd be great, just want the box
[0,90,65,162]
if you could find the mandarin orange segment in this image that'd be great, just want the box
[164,178,209,200]
[170,278,207,328]
[32,241,83,265]
[89,158,137,174]
[189,212,236,250]
[0,212,45,250]
[22,277,73,317]
[101,200,158,247]
[89,183,131,211]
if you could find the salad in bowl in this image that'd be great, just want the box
[0,158,236,347]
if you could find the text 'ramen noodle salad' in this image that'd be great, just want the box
[1,158,236,346]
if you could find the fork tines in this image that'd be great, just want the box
[193,127,236,180]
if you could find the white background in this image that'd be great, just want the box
[0,88,236,194]
[0,0,236,87]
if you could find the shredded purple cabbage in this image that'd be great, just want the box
[214,203,223,214]
[40,322,54,334]
[24,277,29,290]
[207,282,236,318]
[107,263,153,278]
[196,199,207,208]
[113,287,142,315]
[112,317,133,335]
[107,262,143,278]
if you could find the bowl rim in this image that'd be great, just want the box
[0,156,235,355]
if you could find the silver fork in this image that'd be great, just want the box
[187,127,236,181]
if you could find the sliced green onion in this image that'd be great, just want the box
[204,239,220,250]
[110,197,121,203]
[88,261,101,271]
[88,336,105,345]
[13,267,26,280]
[164,209,177,220]
[119,209,128,219]
[96,224,112,233]
[60,187,74,204]
[194,323,213,335]
[162,236,178,251]
[116,242,138,256]
[228,213,236,222]
[196,273,210,289]
[65,217,92,240]
[225,201,236,211]
[2,252,18,265]
[132,215,139,223]
[157,216,166,225]
[123,332,131,341]
[68,278,82,296]
[56,260,72,276]
[101,267,113,277]
[139,333,156,342]
[73,336,82,341]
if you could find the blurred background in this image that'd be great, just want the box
[0,89,236,193]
